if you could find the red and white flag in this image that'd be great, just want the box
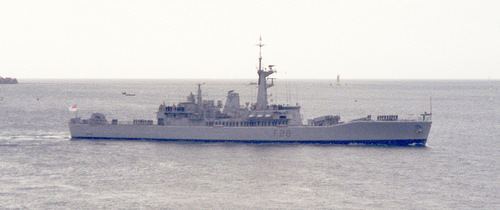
[68,104,78,112]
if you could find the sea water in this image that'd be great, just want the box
[0,79,498,209]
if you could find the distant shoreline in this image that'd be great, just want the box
[0,77,18,84]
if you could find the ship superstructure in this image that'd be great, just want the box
[155,38,301,128]
[69,38,432,146]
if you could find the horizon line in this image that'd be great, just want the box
[14,77,500,81]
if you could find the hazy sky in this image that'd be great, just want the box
[1,0,499,79]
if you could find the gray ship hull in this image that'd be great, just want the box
[69,120,431,146]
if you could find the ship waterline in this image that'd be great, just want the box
[70,120,431,146]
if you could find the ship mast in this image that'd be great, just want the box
[257,36,264,71]
[255,36,275,110]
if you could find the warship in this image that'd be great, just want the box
[69,39,432,146]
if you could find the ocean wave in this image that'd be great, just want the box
[0,132,70,141]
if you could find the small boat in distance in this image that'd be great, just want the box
[121,92,136,96]
[331,74,341,87]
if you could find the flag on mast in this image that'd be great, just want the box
[68,104,78,112]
